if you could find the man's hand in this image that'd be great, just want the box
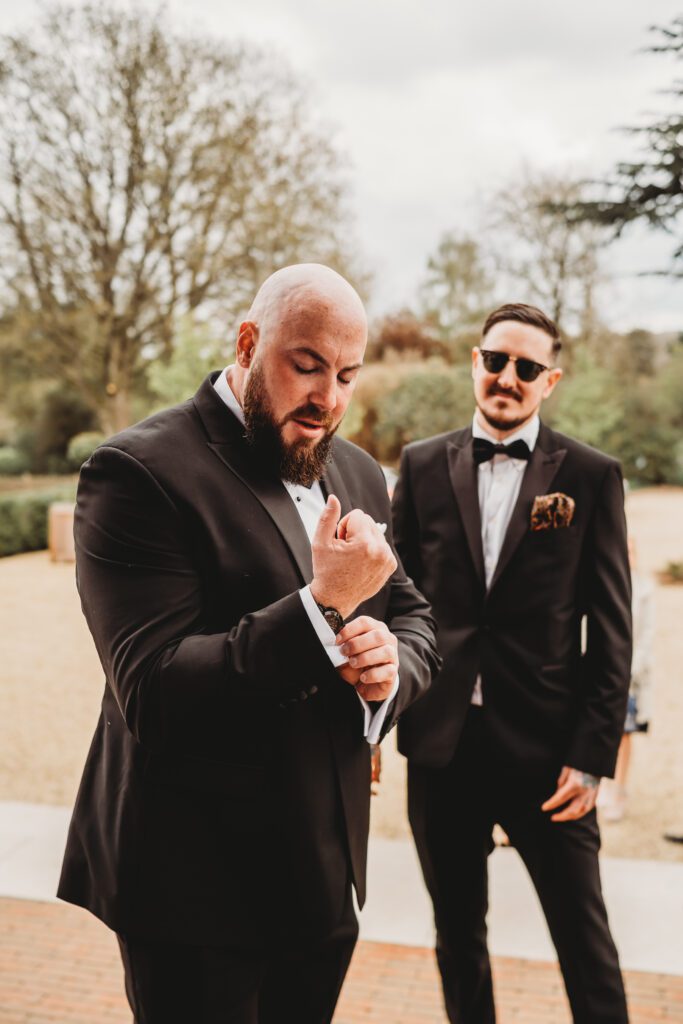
[541,766,601,822]
[335,616,399,701]
[311,495,397,620]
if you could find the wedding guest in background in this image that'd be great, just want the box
[393,302,633,1024]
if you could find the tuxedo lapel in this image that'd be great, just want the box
[194,374,314,584]
[446,433,485,586]
[487,425,567,594]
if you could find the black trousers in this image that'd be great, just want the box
[117,887,358,1024]
[408,710,629,1024]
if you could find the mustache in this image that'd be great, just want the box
[284,404,335,430]
[487,383,523,403]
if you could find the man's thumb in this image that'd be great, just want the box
[314,494,341,545]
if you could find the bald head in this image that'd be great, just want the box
[228,264,367,485]
[246,263,367,346]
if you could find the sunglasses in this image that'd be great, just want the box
[479,349,551,383]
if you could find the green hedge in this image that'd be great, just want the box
[0,446,30,476]
[0,487,76,557]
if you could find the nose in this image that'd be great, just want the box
[309,372,338,411]
[496,359,518,388]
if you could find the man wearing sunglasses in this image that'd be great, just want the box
[393,303,632,1024]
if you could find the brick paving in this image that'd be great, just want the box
[1,897,682,1023]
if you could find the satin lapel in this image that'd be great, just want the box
[486,438,567,594]
[446,436,485,585]
[207,440,314,584]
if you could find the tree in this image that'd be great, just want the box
[566,17,683,277]
[371,368,474,463]
[366,309,448,363]
[419,232,496,352]
[489,170,605,348]
[0,5,357,433]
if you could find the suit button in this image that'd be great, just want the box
[299,690,308,701]
[309,685,319,695]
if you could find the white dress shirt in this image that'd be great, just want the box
[213,367,398,742]
[471,413,540,705]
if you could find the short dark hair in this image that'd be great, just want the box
[482,303,562,358]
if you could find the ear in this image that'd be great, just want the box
[471,346,480,379]
[236,321,258,368]
[542,366,563,399]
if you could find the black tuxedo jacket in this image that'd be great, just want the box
[393,422,631,780]
[58,374,439,947]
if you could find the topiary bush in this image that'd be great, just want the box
[0,487,76,557]
[0,446,30,476]
[67,431,106,470]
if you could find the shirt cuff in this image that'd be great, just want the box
[358,674,400,744]
[299,586,347,668]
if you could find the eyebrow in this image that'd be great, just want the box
[292,346,363,373]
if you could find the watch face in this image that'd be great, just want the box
[323,608,344,634]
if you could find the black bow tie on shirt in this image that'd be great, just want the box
[472,438,532,464]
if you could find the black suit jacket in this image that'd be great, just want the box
[58,374,439,947]
[393,422,631,780]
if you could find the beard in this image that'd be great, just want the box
[477,382,529,433]
[242,362,337,487]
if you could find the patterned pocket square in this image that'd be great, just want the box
[530,492,575,531]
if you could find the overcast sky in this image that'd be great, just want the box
[1,0,681,330]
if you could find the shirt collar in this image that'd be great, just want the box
[213,365,245,426]
[472,412,540,452]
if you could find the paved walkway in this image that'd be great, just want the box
[2,801,683,1022]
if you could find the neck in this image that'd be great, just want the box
[226,366,245,407]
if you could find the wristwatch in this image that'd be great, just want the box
[316,602,345,635]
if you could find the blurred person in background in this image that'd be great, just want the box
[393,302,632,1024]
[600,535,655,822]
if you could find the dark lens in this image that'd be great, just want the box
[515,358,544,382]
[481,351,509,374]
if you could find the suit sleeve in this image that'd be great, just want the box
[74,445,341,749]
[566,462,632,777]
[368,456,441,737]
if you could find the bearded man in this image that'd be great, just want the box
[58,264,439,1024]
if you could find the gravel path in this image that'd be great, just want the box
[1,487,682,861]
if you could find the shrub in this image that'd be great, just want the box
[67,431,106,470]
[371,367,474,463]
[0,446,29,476]
[0,487,76,557]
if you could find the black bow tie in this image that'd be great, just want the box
[472,437,532,464]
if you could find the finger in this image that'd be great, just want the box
[336,616,382,643]
[336,664,362,685]
[356,681,395,701]
[551,796,594,822]
[313,494,341,546]
[337,512,349,540]
[541,781,578,812]
[556,765,572,788]
[342,628,391,656]
[358,664,397,686]
[348,645,398,670]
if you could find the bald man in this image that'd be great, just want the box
[58,264,439,1024]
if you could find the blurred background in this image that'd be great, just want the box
[0,0,682,513]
